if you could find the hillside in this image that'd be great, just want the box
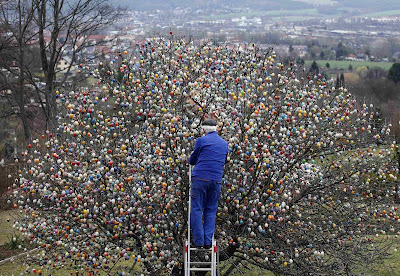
[115,0,400,13]
[114,0,307,11]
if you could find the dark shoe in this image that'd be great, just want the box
[204,244,212,249]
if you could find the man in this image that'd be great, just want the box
[189,118,228,249]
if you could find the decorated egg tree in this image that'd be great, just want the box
[9,36,400,275]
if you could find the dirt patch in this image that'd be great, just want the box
[0,245,27,261]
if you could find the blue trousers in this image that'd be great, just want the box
[190,177,221,246]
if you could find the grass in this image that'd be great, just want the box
[0,252,143,276]
[0,261,120,276]
[265,9,318,16]
[0,209,19,245]
[84,76,99,87]
[312,144,394,167]
[373,247,400,275]
[0,262,75,276]
[0,210,144,275]
[219,263,274,276]
[355,235,400,275]
[0,262,272,276]
[305,60,394,71]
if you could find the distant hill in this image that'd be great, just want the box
[114,0,400,13]
[114,0,306,11]
[335,0,400,10]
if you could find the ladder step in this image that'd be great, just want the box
[189,247,213,251]
[189,262,212,265]
[189,268,213,271]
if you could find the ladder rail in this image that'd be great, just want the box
[184,239,189,276]
[188,164,192,247]
[211,239,217,276]
[185,164,219,276]
[186,165,192,276]
[217,241,220,276]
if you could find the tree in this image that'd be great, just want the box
[296,57,304,66]
[8,38,400,276]
[0,0,118,134]
[0,0,36,140]
[336,74,340,88]
[325,62,330,69]
[340,72,345,86]
[309,60,319,74]
[348,64,353,72]
[349,67,400,138]
[263,32,281,45]
[309,46,319,59]
[391,110,400,140]
[388,63,400,83]
[336,41,349,60]
[289,44,294,54]
[34,0,118,130]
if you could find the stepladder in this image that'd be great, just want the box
[184,165,219,275]
[184,238,219,276]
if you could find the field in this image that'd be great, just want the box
[305,60,394,71]
[264,9,318,16]
[361,9,400,17]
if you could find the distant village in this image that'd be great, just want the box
[46,8,400,72]
[2,7,400,88]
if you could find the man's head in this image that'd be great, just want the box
[202,119,217,134]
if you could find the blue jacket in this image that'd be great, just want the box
[189,131,228,181]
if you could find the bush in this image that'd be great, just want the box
[4,234,24,250]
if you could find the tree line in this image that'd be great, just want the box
[0,0,118,141]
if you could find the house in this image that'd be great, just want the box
[356,53,368,60]
[56,56,72,72]
[293,45,308,57]
[392,52,400,61]
[345,54,356,61]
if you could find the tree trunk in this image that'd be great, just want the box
[17,51,31,140]
[17,5,31,141]
[45,73,57,131]
[36,0,55,131]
